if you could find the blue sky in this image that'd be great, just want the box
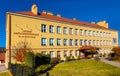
[0,0,120,47]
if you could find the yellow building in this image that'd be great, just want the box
[6,4,118,67]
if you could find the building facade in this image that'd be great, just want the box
[6,4,118,67]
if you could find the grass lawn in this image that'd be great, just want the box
[49,60,120,76]
[0,72,11,76]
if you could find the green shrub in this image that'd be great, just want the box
[24,52,34,68]
[71,56,75,60]
[77,55,81,60]
[35,53,51,68]
[10,63,37,76]
[65,57,70,62]
[50,57,60,64]
[35,64,51,74]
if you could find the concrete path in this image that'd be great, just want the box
[0,64,8,72]
[100,57,120,68]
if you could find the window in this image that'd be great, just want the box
[57,51,61,58]
[64,50,67,57]
[41,38,47,46]
[89,40,92,46]
[41,51,47,55]
[75,29,78,35]
[80,39,83,46]
[93,40,95,46]
[80,29,83,36]
[49,38,54,46]
[84,30,88,36]
[49,25,54,33]
[63,27,68,34]
[100,32,103,37]
[97,40,99,46]
[63,39,67,46]
[57,26,61,34]
[84,40,88,46]
[75,50,79,56]
[103,32,106,37]
[70,50,73,57]
[75,39,78,46]
[70,39,73,46]
[113,38,117,44]
[69,28,73,34]
[57,38,61,46]
[41,24,46,32]
[93,31,96,36]
[89,30,92,36]
[50,51,55,58]
[96,31,99,36]
[100,40,102,45]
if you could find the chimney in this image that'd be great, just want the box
[42,10,47,14]
[31,4,38,15]
[91,21,95,24]
[47,12,53,15]
[57,14,61,17]
[73,18,76,20]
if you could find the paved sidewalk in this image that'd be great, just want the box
[100,57,120,68]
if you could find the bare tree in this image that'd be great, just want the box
[12,41,32,63]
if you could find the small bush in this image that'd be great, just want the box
[77,55,81,60]
[50,57,60,64]
[65,56,70,62]
[10,63,37,76]
[71,56,75,60]
[35,64,52,74]
[24,52,34,68]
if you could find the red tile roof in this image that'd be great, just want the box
[0,53,5,61]
[14,11,112,30]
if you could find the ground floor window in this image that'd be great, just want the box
[70,50,73,57]
[50,51,55,58]
[64,50,67,57]
[57,51,62,58]
[41,51,47,55]
[75,50,79,56]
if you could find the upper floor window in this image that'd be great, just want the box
[49,25,54,33]
[75,29,78,35]
[80,29,83,36]
[70,39,73,46]
[93,31,96,36]
[84,40,88,46]
[96,31,99,36]
[100,32,103,37]
[80,39,83,46]
[69,28,73,34]
[41,24,46,32]
[89,40,92,46]
[49,38,54,46]
[84,30,88,36]
[63,39,67,46]
[113,38,117,44]
[57,26,61,34]
[41,38,47,46]
[63,27,68,34]
[57,38,61,46]
[88,30,91,36]
[75,39,78,46]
